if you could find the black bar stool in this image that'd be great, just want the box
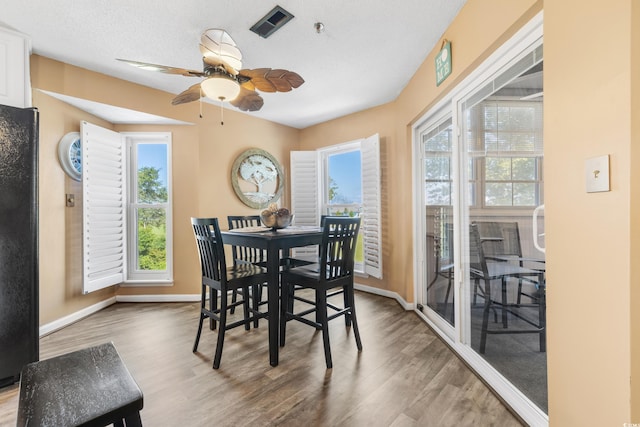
[17,342,143,427]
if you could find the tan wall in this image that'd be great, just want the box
[30,56,300,320]
[35,90,117,323]
[545,0,636,424]
[632,0,640,420]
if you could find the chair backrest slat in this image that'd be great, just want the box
[319,217,361,281]
[191,218,227,284]
[227,215,267,265]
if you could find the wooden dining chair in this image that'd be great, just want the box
[279,217,362,369]
[191,217,269,369]
[227,215,268,325]
[469,222,546,354]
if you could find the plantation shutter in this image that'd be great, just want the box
[361,134,382,278]
[289,135,382,278]
[81,121,126,293]
[290,150,319,257]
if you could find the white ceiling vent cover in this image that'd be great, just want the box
[250,5,294,38]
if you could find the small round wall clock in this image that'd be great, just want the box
[57,132,82,181]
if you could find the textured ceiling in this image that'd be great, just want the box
[0,0,467,129]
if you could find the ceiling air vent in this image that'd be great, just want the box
[250,5,294,38]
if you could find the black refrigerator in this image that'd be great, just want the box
[0,103,39,386]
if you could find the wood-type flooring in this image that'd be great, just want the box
[0,291,523,426]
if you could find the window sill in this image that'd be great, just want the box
[121,280,174,287]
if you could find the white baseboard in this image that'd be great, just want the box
[115,294,200,303]
[39,297,117,337]
[39,288,409,338]
[354,282,414,310]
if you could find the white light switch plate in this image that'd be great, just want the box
[585,155,610,193]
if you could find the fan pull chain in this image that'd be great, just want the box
[199,88,203,119]
[219,97,226,125]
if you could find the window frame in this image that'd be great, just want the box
[290,134,382,279]
[425,100,544,210]
[123,132,173,284]
[320,142,364,272]
[470,99,544,209]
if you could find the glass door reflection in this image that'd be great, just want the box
[422,117,455,326]
[461,53,547,412]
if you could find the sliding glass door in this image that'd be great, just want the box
[460,46,546,412]
[415,16,547,424]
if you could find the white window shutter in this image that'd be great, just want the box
[290,151,319,257]
[81,121,126,293]
[361,133,382,278]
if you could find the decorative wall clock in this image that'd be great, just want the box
[231,148,284,209]
[57,132,82,181]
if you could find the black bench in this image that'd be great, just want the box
[17,342,143,427]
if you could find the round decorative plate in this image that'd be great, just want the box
[231,148,284,209]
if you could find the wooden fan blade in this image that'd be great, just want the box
[265,69,305,91]
[238,68,305,93]
[171,83,202,105]
[117,59,205,77]
[238,68,276,92]
[230,88,264,111]
[239,79,256,92]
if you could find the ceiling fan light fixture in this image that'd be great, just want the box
[201,75,241,102]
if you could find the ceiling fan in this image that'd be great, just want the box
[117,29,304,115]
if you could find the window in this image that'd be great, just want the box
[423,117,453,206]
[468,100,543,208]
[321,145,364,271]
[125,133,173,282]
[323,148,362,216]
[424,101,544,211]
[291,134,382,278]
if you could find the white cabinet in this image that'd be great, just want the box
[0,26,31,108]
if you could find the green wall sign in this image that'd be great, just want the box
[435,41,452,86]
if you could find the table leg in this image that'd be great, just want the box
[267,244,280,366]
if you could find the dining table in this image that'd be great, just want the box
[221,225,323,367]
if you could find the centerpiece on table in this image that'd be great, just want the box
[261,203,294,230]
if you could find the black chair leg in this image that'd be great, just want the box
[443,274,452,320]
[343,286,351,327]
[210,288,218,330]
[123,413,143,427]
[317,289,332,369]
[252,285,261,328]
[538,275,546,352]
[213,295,228,369]
[280,281,289,347]
[194,286,206,352]
[193,312,204,353]
[230,290,237,314]
[479,280,492,354]
[347,287,362,351]
[501,278,508,328]
[242,288,251,331]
